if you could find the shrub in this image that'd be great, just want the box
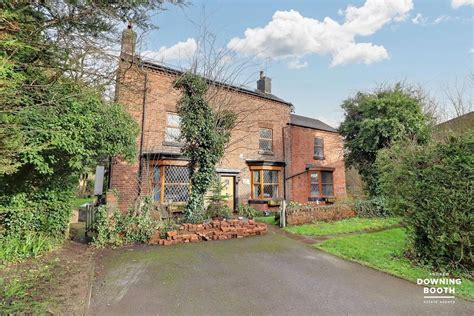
[377,133,474,272]
[1,190,72,238]
[205,203,232,220]
[121,197,159,243]
[92,205,123,248]
[204,178,233,220]
[92,197,160,247]
[237,204,257,219]
[354,197,392,218]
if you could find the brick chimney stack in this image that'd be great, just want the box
[257,70,272,94]
[121,22,136,56]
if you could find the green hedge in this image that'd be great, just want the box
[1,190,72,237]
[377,132,473,272]
[354,197,392,218]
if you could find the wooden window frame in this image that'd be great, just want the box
[151,161,189,204]
[250,166,281,200]
[259,128,273,154]
[308,170,334,198]
[314,137,324,160]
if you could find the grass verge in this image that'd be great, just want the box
[316,228,473,299]
[0,257,60,313]
[285,217,401,236]
[71,197,94,208]
[255,216,278,225]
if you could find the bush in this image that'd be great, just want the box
[1,190,72,238]
[121,197,159,243]
[354,197,392,218]
[92,196,160,247]
[92,205,123,247]
[377,133,474,272]
[237,204,257,219]
[204,178,233,220]
[205,203,232,220]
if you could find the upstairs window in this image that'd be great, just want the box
[165,113,181,143]
[259,128,273,153]
[314,137,324,160]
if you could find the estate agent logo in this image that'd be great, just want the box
[419,272,461,304]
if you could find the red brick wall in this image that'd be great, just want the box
[111,60,291,211]
[286,125,346,204]
[286,204,355,225]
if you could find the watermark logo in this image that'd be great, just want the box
[418,272,461,304]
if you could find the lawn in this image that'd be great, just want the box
[255,216,278,225]
[316,228,473,299]
[71,197,94,208]
[285,217,401,236]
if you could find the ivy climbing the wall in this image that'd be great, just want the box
[174,73,236,223]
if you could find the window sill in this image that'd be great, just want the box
[313,156,325,160]
[163,141,184,148]
[259,150,274,156]
[248,199,281,205]
[308,196,335,202]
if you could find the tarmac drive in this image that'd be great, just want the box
[90,231,473,315]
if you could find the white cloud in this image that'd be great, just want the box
[227,0,413,68]
[142,38,197,62]
[412,13,452,26]
[452,0,474,9]
[412,13,427,25]
[470,48,474,54]
[433,15,451,24]
[288,59,308,69]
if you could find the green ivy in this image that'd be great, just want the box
[174,73,236,223]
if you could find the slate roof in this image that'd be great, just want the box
[127,55,293,107]
[289,114,338,133]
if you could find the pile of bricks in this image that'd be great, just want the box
[148,219,267,246]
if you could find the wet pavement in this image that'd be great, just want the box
[90,230,473,315]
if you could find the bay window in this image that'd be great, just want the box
[309,170,334,199]
[251,168,280,199]
[153,165,190,203]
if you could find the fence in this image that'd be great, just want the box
[84,203,96,236]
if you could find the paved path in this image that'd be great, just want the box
[90,231,473,315]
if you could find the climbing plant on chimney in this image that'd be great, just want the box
[174,73,236,223]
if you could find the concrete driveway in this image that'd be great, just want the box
[90,231,473,315]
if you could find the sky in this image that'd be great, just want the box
[135,0,473,127]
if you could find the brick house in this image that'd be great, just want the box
[109,26,346,212]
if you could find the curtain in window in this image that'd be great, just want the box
[321,171,333,196]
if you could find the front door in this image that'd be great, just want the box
[220,176,235,210]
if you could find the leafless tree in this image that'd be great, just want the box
[443,73,473,119]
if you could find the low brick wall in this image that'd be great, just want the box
[149,219,267,246]
[286,204,356,225]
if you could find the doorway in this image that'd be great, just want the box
[220,176,235,210]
